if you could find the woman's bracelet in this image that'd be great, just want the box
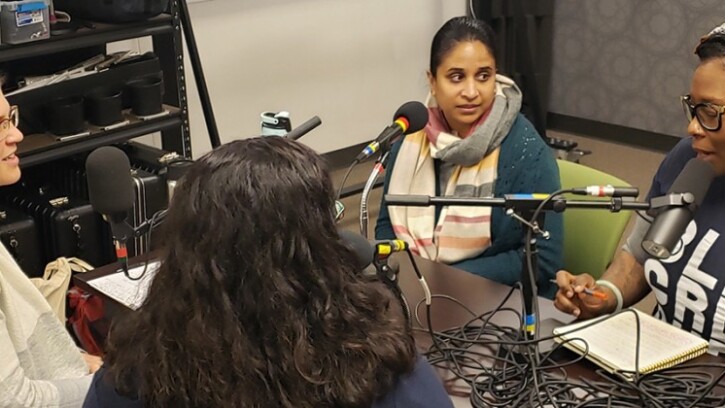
[595,279,624,313]
[595,279,623,313]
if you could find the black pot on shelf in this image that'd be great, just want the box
[47,96,85,136]
[127,76,164,117]
[86,88,123,127]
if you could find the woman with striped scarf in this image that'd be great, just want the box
[376,16,562,299]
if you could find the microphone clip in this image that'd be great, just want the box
[104,209,168,241]
[374,258,399,283]
[647,192,696,216]
[103,217,135,241]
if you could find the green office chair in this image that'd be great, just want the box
[557,160,634,279]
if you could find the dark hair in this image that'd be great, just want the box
[430,16,497,75]
[104,137,416,407]
[696,34,725,62]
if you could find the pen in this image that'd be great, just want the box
[550,279,608,300]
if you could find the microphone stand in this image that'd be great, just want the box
[359,147,392,238]
[384,193,651,343]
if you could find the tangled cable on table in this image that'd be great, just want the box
[410,286,725,408]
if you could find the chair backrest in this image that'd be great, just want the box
[557,160,633,279]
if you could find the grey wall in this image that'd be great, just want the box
[549,0,725,138]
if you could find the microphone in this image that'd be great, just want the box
[285,115,321,141]
[86,146,136,273]
[355,101,429,162]
[641,159,715,259]
[338,229,405,277]
[571,185,639,197]
[373,239,408,260]
[338,229,374,270]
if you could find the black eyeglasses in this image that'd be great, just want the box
[681,94,725,131]
[0,105,18,142]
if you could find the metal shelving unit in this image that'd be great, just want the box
[2,0,191,168]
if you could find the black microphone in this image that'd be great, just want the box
[570,185,639,197]
[338,229,405,277]
[338,229,374,270]
[86,146,135,272]
[285,115,321,141]
[641,159,715,259]
[355,101,429,162]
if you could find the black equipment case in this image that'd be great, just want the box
[0,204,44,277]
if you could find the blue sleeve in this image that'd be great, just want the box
[452,116,562,299]
[646,137,696,200]
[372,355,453,408]
[83,367,144,408]
[375,139,403,240]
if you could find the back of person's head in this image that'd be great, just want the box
[104,136,416,407]
[695,22,725,62]
[430,16,497,75]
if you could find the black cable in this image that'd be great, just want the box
[403,252,725,408]
[636,210,653,223]
[336,162,357,201]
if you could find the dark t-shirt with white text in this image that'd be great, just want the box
[643,138,725,355]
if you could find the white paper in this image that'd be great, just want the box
[553,309,709,375]
[86,262,160,310]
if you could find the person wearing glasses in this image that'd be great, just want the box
[554,23,725,352]
[0,91,100,407]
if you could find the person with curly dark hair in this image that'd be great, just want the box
[83,136,453,408]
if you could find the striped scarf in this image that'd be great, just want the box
[387,75,521,263]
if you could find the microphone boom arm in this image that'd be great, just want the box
[384,194,652,212]
[384,192,655,342]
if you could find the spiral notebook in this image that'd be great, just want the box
[553,308,709,378]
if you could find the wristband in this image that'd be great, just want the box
[595,279,623,313]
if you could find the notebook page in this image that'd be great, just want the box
[553,309,708,373]
[86,262,160,310]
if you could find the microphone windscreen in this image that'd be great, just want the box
[394,101,429,134]
[86,146,135,217]
[667,158,715,202]
[338,229,374,270]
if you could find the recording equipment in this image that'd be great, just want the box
[571,185,639,197]
[86,146,136,274]
[355,101,429,162]
[285,116,322,141]
[642,159,716,259]
[383,190,653,338]
[339,229,374,270]
[86,147,135,241]
[373,239,408,260]
[0,204,44,278]
[338,229,404,278]
[128,168,166,257]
